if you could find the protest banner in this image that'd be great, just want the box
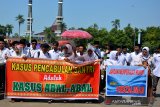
[106,66,148,97]
[6,58,100,100]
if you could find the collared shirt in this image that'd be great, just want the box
[122,53,130,65]
[30,47,39,58]
[109,51,125,65]
[152,53,160,77]
[8,51,22,58]
[49,49,61,60]
[109,51,117,60]
[34,50,51,59]
[0,48,10,64]
[128,52,142,66]
[21,47,31,58]
[9,48,15,55]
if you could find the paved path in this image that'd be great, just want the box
[0,82,160,107]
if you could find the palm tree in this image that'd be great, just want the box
[61,22,67,32]
[43,27,53,43]
[16,14,25,39]
[111,19,120,29]
[0,24,7,36]
[91,23,99,29]
[6,24,14,37]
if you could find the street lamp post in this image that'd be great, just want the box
[138,29,141,45]
[134,31,136,47]
[29,17,32,43]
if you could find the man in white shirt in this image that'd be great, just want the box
[30,39,39,58]
[9,41,19,55]
[19,39,31,58]
[108,46,125,66]
[49,41,61,60]
[122,46,130,66]
[34,43,51,59]
[76,45,85,56]
[8,43,26,58]
[94,41,101,59]
[152,46,160,96]
[0,37,10,92]
[128,44,142,66]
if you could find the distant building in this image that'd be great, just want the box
[35,0,64,40]
[33,32,45,43]
[26,0,33,36]
[52,0,64,36]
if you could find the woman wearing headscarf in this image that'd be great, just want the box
[83,43,98,61]
[59,44,79,63]
[139,47,153,98]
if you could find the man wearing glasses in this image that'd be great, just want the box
[30,39,39,58]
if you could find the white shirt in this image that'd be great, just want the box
[9,48,15,55]
[109,51,126,66]
[152,53,160,77]
[0,48,10,64]
[101,51,105,58]
[49,49,61,60]
[122,53,130,65]
[8,51,22,58]
[30,47,39,58]
[76,52,85,56]
[109,51,117,60]
[128,52,142,66]
[83,53,98,61]
[101,59,117,70]
[21,47,31,58]
[34,50,51,59]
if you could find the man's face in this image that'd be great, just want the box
[79,46,84,52]
[134,46,140,52]
[52,44,58,50]
[31,42,37,49]
[14,45,20,53]
[123,48,127,54]
[116,48,122,54]
[0,41,5,49]
[88,49,93,56]
[76,46,79,52]
[41,47,49,53]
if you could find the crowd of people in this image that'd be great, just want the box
[0,37,160,99]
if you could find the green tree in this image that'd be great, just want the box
[43,27,57,43]
[16,14,25,38]
[12,33,19,38]
[0,24,6,36]
[6,24,14,37]
[61,22,67,32]
[68,27,76,30]
[123,24,135,49]
[111,19,120,29]
[142,26,160,53]
[91,23,99,30]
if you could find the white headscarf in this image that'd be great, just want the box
[65,44,73,54]
[87,43,94,52]
[142,47,150,61]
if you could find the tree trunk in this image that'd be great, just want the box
[19,23,20,40]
